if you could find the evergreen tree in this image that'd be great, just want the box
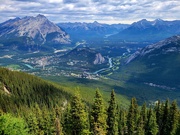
[26,112,39,135]
[90,90,107,135]
[127,97,139,135]
[34,104,44,135]
[167,101,178,135]
[137,116,145,135]
[175,111,180,135]
[69,92,90,135]
[107,90,118,135]
[145,107,158,135]
[54,106,63,135]
[118,109,127,135]
[42,107,52,135]
[63,104,71,135]
[161,99,170,135]
[140,103,147,127]
[154,100,163,135]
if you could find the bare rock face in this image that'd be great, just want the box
[0,14,71,48]
[93,53,105,64]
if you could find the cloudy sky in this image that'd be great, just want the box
[0,0,180,24]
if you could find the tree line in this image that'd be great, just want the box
[1,90,180,135]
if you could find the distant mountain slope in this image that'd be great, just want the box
[126,35,180,63]
[110,19,180,43]
[57,21,129,42]
[63,46,106,64]
[106,35,180,104]
[125,35,180,88]
[0,14,71,51]
[59,46,108,71]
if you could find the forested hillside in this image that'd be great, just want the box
[0,67,71,113]
[0,68,180,135]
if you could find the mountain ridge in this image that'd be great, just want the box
[109,19,180,43]
[0,14,71,51]
[126,35,180,63]
[57,21,129,42]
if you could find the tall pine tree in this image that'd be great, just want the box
[127,97,139,135]
[137,116,145,135]
[161,99,170,135]
[69,91,90,135]
[167,101,178,135]
[118,109,127,135]
[107,90,118,135]
[154,100,163,135]
[145,107,158,135]
[90,90,107,135]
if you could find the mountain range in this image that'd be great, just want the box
[0,14,70,51]
[110,19,180,43]
[57,21,129,42]
[0,15,180,51]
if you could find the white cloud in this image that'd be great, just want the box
[0,0,179,24]
[49,0,63,3]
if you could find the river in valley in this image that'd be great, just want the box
[93,57,113,74]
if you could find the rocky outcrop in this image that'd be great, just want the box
[93,53,105,64]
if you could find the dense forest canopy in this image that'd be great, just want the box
[0,67,180,135]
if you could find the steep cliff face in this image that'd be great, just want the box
[93,53,105,64]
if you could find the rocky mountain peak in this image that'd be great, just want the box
[93,21,99,24]
[36,14,46,19]
[0,14,71,50]
[130,19,152,29]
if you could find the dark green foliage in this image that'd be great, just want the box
[68,92,90,135]
[63,103,73,135]
[0,67,71,113]
[154,100,163,133]
[118,109,127,135]
[140,103,147,126]
[145,107,158,135]
[137,116,145,135]
[168,101,178,135]
[0,67,180,135]
[127,97,139,135]
[90,90,107,135]
[161,99,170,135]
[107,90,118,135]
[176,112,180,135]
[136,103,147,135]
